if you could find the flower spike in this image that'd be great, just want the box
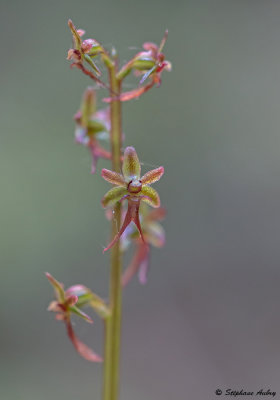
[101,146,164,252]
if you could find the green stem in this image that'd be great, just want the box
[103,317,113,400]
[103,64,122,400]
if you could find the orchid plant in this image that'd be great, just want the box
[46,20,171,400]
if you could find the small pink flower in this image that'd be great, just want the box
[67,20,102,77]
[46,273,102,362]
[101,146,164,252]
[74,87,112,174]
[104,31,171,103]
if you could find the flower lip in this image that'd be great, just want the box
[127,179,142,194]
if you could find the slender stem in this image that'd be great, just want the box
[103,63,122,400]
[103,318,113,400]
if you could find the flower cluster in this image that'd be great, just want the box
[67,20,171,102]
[46,22,169,366]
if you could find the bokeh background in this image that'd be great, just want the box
[2,0,280,399]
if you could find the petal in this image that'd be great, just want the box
[103,81,155,103]
[67,49,78,61]
[122,243,149,286]
[89,296,111,319]
[66,295,79,307]
[80,87,96,126]
[66,318,102,362]
[89,146,98,174]
[69,305,93,323]
[92,145,111,162]
[145,222,165,248]
[101,187,128,208]
[158,29,169,53]
[163,60,172,72]
[103,199,146,252]
[91,159,97,174]
[141,166,164,185]
[66,285,110,318]
[141,186,161,208]
[119,222,134,251]
[75,126,89,145]
[138,256,150,285]
[117,51,154,80]
[66,284,89,298]
[139,65,157,84]
[94,108,111,131]
[45,272,65,303]
[56,313,66,321]
[103,205,133,252]
[146,207,166,222]
[77,29,85,37]
[122,254,140,287]
[96,131,110,141]
[122,146,141,180]
[84,54,102,76]
[82,38,96,52]
[101,169,125,186]
[68,20,82,48]
[47,301,62,313]
[131,200,146,243]
[66,285,93,308]
[143,42,158,54]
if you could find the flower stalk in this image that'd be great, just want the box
[103,63,123,400]
[45,20,170,400]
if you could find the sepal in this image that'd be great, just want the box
[122,146,141,180]
[45,272,65,302]
[141,167,164,185]
[141,186,160,208]
[102,187,128,208]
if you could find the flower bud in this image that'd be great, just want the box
[80,87,96,127]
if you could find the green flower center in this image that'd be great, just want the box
[127,179,142,194]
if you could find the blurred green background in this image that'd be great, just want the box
[2,0,280,399]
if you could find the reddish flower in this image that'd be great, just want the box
[74,87,112,173]
[67,19,103,76]
[46,272,104,362]
[67,20,113,90]
[121,205,166,286]
[104,31,171,103]
[101,146,164,252]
